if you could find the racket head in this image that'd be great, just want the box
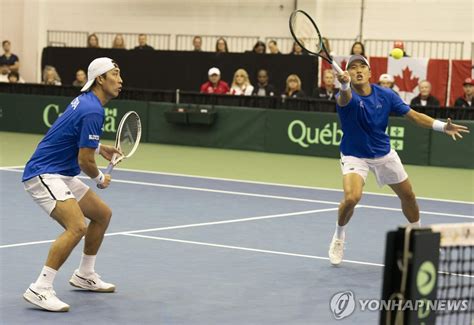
[289,10,325,56]
[110,111,142,166]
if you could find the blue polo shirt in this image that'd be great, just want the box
[22,91,104,181]
[336,84,410,158]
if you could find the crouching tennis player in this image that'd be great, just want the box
[22,57,122,311]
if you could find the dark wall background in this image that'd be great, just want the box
[41,47,318,95]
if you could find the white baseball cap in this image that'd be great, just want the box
[379,73,394,83]
[347,54,370,69]
[81,57,117,92]
[208,67,220,76]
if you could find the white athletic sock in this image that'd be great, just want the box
[78,253,97,275]
[334,223,346,240]
[410,220,421,227]
[34,266,57,288]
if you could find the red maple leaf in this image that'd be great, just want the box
[340,59,347,70]
[394,67,419,92]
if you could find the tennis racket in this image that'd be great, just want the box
[103,111,141,175]
[289,10,343,75]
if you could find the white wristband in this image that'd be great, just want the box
[340,82,351,91]
[95,143,101,155]
[92,170,105,185]
[432,120,446,133]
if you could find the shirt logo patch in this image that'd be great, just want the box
[89,135,100,141]
[71,97,80,110]
[359,101,365,109]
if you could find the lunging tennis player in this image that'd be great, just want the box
[22,57,122,311]
[328,55,469,265]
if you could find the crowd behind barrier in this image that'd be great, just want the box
[1,83,472,120]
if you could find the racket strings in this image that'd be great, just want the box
[291,13,322,54]
[119,116,139,157]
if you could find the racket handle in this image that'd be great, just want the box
[332,62,344,75]
[96,162,114,189]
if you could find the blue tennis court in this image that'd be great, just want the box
[1,167,472,324]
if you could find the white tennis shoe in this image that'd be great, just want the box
[69,270,116,292]
[328,236,345,265]
[23,284,70,312]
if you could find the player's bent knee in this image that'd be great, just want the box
[344,193,362,207]
[69,223,88,239]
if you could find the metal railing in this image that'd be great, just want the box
[175,34,259,52]
[47,31,171,50]
[364,39,464,59]
[264,37,356,55]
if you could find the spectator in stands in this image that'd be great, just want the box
[290,42,305,55]
[410,80,440,107]
[312,69,339,101]
[322,37,335,56]
[350,41,366,57]
[0,64,9,82]
[112,34,126,49]
[454,78,473,108]
[390,40,409,57]
[378,73,399,95]
[42,65,62,86]
[72,69,87,87]
[193,36,202,51]
[283,74,306,98]
[1,40,20,73]
[200,67,230,94]
[135,34,154,50]
[215,37,229,53]
[87,34,100,48]
[252,41,266,54]
[268,40,281,54]
[252,69,276,96]
[7,71,25,83]
[230,68,254,95]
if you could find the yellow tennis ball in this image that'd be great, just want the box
[391,48,404,59]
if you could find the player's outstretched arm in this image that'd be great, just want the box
[405,109,470,141]
[336,71,352,107]
[78,148,111,189]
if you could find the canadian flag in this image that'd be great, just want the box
[324,56,449,105]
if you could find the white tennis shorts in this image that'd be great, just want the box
[23,174,90,216]
[340,149,408,187]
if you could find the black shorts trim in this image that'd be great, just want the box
[38,175,57,200]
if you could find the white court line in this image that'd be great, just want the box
[1,165,472,205]
[0,208,337,249]
[1,168,473,219]
[122,233,385,267]
[124,233,474,278]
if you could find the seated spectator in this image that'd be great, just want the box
[454,78,473,108]
[252,69,276,96]
[350,41,366,56]
[0,40,20,72]
[267,40,281,54]
[410,80,440,107]
[378,73,399,93]
[87,33,100,48]
[252,41,266,54]
[193,36,202,51]
[200,67,229,94]
[230,68,254,95]
[390,40,409,57]
[312,69,339,101]
[42,65,62,86]
[112,34,126,49]
[283,74,306,98]
[7,71,25,83]
[290,42,305,55]
[0,64,9,82]
[215,37,229,53]
[72,69,87,87]
[135,34,154,50]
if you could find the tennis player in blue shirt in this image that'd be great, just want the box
[328,55,469,265]
[22,58,123,311]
